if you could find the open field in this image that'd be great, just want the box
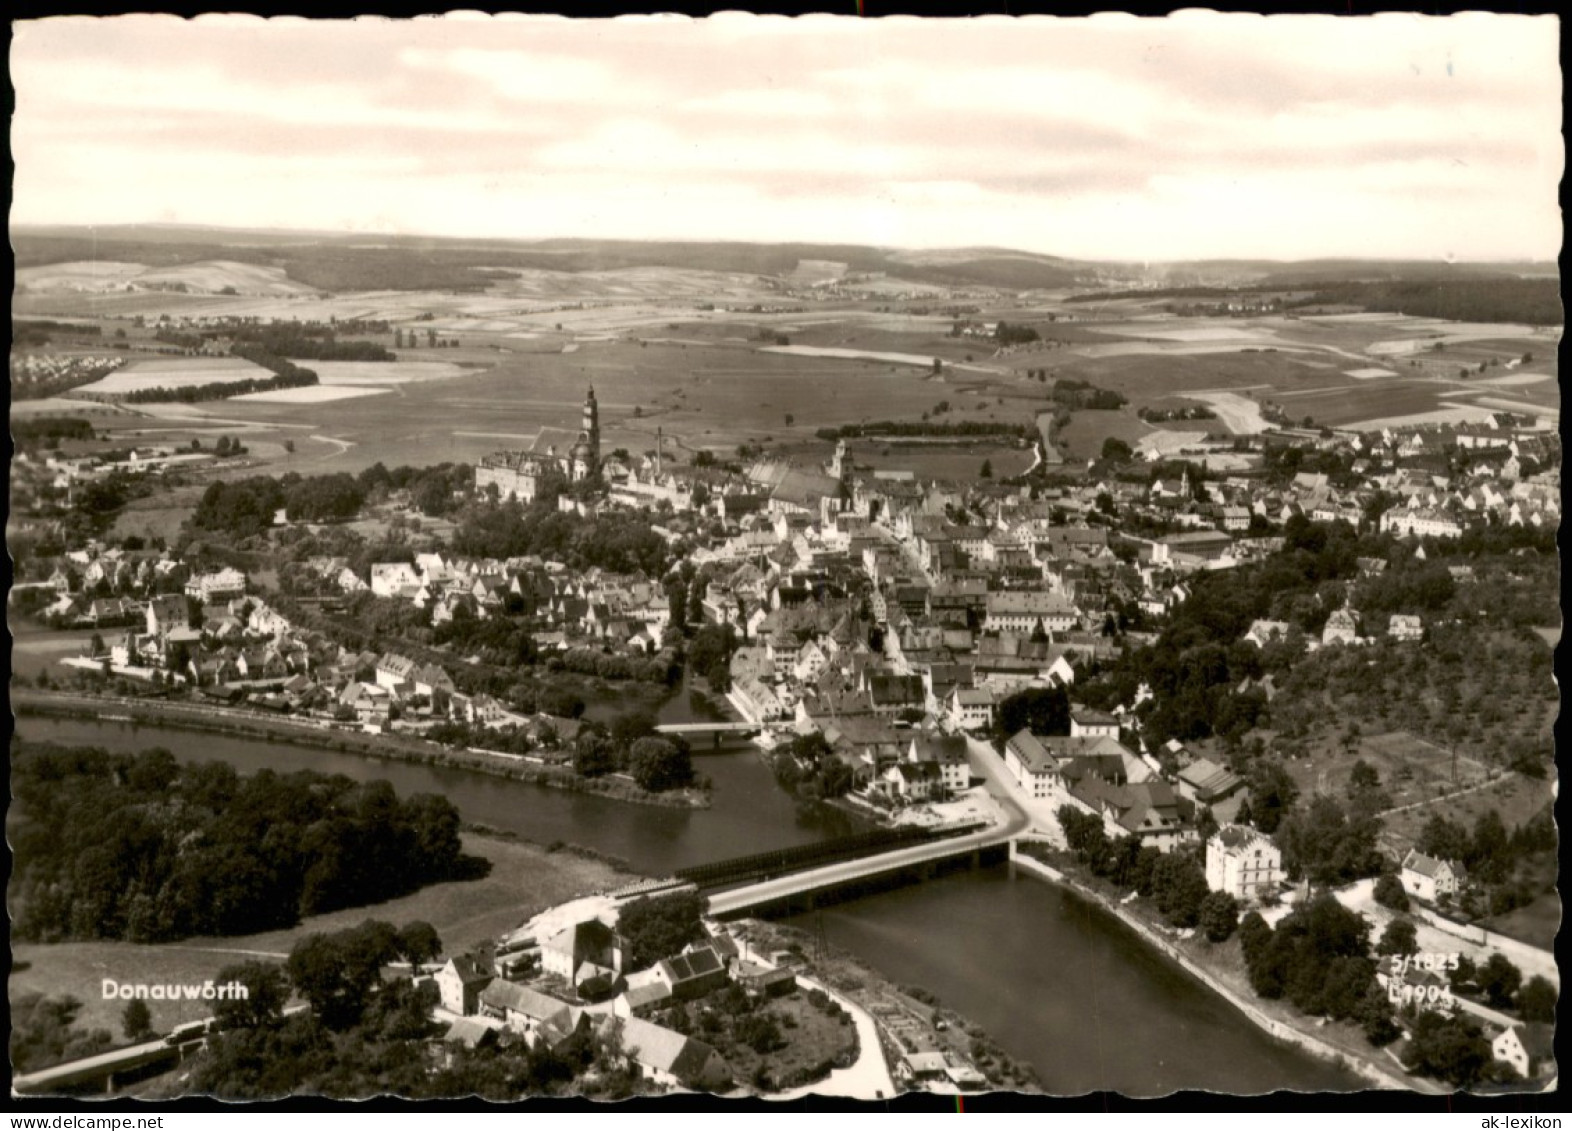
[230,385,392,404]
[9,397,140,419]
[1379,774,1553,853]
[852,441,1035,482]
[71,357,272,395]
[1052,410,1157,461]
[1482,891,1561,952]
[9,629,102,681]
[14,297,1560,467]
[136,338,1050,473]
[11,940,289,1039]
[9,832,635,1038]
[1344,405,1502,431]
[14,261,149,291]
[16,259,318,297]
[1184,391,1271,433]
[309,361,473,385]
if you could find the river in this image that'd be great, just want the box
[12,709,1364,1095]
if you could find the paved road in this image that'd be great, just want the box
[963,734,1067,847]
[1335,878,1559,986]
[708,775,1028,918]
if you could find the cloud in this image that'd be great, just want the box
[8,13,1561,261]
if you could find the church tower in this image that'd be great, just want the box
[570,385,601,482]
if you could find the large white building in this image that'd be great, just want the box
[983,591,1078,634]
[1003,730,1059,799]
[1204,824,1283,903]
[476,387,601,503]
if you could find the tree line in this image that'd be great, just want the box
[10,741,484,943]
[814,421,1034,441]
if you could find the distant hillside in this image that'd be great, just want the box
[10,224,1553,298]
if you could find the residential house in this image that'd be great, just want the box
[1205,824,1284,903]
[652,946,728,1001]
[540,918,622,990]
[375,652,418,692]
[613,1016,732,1092]
[946,686,995,732]
[1068,708,1119,739]
[1387,614,1424,642]
[909,734,970,795]
[184,567,247,604]
[1400,850,1460,903]
[1321,604,1363,647]
[435,955,494,1016]
[1492,1023,1556,1081]
[478,981,587,1049]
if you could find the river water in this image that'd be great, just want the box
[13,708,1363,1095]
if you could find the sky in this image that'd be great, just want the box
[9,13,1563,262]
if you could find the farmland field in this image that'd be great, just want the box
[229,385,392,404]
[309,361,473,385]
[70,357,272,394]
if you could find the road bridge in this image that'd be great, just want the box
[706,822,1017,919]
[653,721,766,747]
[653,722,763,735]
[13,1037,188,1096]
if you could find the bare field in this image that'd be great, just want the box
[73,357,272,394]
[854,441,1035,481]
[310,360,473,385]
[1482,891,1560,952]
[186,339,1033,472]
[230,385,392,404]
[1052,410,1158,460]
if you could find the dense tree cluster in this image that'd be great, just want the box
[1274,794,1383,887]
[687,624,741,691]
[452,500,670,576]
[615,890,707,971]
[1050,378,1128,411]
[1238,898,1397,1045]
[1055,808,1216,932]
[1416,806,1556,918]
[814,421,1033,441]
[769,731,855,801]
[10,994,114,1075]
[11,417,96,447]
[10,741,482,943]
[227,325,394,362]
[994,685,1071,740]
[356,461,473,518]
[284,473,366,523]
[1285,278,1562,327]
[994,321,1041,346]
[191,477,288,537]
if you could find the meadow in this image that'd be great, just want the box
[72,357,272,394]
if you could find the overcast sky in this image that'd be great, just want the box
[10,13,1563,262]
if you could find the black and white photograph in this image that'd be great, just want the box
[7,11,1562,1106]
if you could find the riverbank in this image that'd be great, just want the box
[1007,846,1432,1094]
[733,918,1040,1096]
[11,688,710,810]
